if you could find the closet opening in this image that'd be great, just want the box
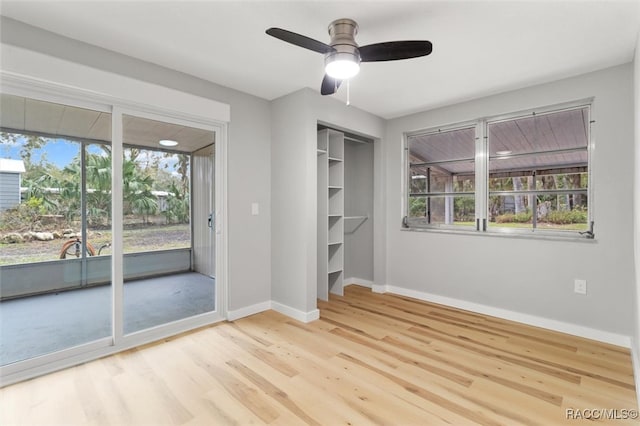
[317,124,374,301]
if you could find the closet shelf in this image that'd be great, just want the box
[318,128,345,301]
[345,215,368,220]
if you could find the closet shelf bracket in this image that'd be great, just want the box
[344,215,368,234]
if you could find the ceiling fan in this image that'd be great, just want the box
[266,18,433,96]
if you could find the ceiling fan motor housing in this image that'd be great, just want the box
[325,18,361,69]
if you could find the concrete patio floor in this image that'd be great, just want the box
[0,272,215,365]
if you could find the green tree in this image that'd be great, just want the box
[84,149,112,226]
[123,153,158,223]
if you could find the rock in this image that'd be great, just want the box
[52,231,63,239]
[22,232,33,241]
[63,229,74,235]
[30,231,54,241]
[3,233,24,244]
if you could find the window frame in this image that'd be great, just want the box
[403,99,594,240]
[405,121,479,230]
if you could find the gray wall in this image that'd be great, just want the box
[0,17,272,313]
[385,64,635,336]
[344,140,374,281]
[271,88,385,314]
[271,89,315,313]
[0,172,20,211]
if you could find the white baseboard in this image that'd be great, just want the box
[375,284,631,348]
[228,300,319,323]
[271,301,320,323]
[227,301,271,321]
[631,340,640,408]
[372,284,386,294]
[344,277,374,288]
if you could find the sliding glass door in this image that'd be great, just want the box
[120,113,217,336]
[1,88,225,385]
[0,94,113,365]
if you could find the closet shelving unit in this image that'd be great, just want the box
[317,128,345,300]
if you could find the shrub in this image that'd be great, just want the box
[0,197,46,232]
[543,209,587,224]
[495,210,532,224]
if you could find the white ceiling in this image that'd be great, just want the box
[1,1,639,119]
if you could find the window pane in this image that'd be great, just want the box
[122,147,191,254]
[409,127,475,163]
[489,175,533,192]
[489,107,588,156]
[0,94,112,365]
[122,114,215,335]
[410,165,475,194]
[489,194,588,231]
[409,195,475,226]
[536,172,587,190]
[489,151,587,175]
[407,126,476,228]
[488,106,589,232]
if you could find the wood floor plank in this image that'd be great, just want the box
[1,285,637,425]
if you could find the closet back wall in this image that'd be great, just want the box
[344,140,374,283]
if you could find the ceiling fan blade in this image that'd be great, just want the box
[359,40,433,62]
[321,75,342,95]
[266,28,335,54]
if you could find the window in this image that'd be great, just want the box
[407,126,476,227]
[405,102,592,238]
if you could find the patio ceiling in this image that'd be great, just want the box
[409,107,589,176]
[0,93,214,153]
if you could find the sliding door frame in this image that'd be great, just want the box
[0,72,229,386]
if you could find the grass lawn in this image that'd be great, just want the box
[0,224,190,266]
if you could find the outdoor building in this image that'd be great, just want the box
[0,158,25,211]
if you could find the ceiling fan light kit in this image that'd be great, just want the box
[324,19,361,79]
[325,54,360,79]
[266,18,432,96]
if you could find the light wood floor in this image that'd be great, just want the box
[1,285,637,425]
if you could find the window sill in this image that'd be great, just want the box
[400,226,597,243]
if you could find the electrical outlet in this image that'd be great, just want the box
[574,279,587,295]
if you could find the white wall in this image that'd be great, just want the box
[271,88,384,317]
[0,17,272,313]
[385,64,635,340]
